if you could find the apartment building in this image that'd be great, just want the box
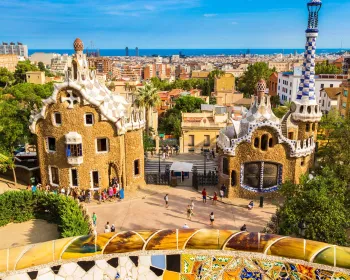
[87,57,112,77]
[277,67,346,104]
[0,42,28,57]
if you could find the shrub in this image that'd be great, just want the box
[0,191,90,238]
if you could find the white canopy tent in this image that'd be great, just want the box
[170,162,193,173]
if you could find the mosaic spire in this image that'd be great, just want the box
[291,0,322,122]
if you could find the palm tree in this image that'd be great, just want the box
[135,84,161,136]
[0,152,16,186]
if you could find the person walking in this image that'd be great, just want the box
[202,188,207,203]
[240,224,247,231]
[164,194,169,208]
[187,205,193,220]
[209,212,214,227]
[212,192,218,205]
[219,189,224,201]
[211,148,215,159]
[92,212,97,227]
[104,222,111,233]
[111,224,116,232]
[191,200,195,211]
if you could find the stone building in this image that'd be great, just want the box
[217,0,323,199]
[0,54,18,72]
[29,38,145,190]
[213,73,243,106]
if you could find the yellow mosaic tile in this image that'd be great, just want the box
[304,239,329,261]
[16,241,54,270]
[61,235,101,260]
[103,231,144,254]
[333,272,350,280]
[267,237,307,260]
[177,229,198,249]
[0,248,8,272]
[146,230,177,250]
[164,270,180,280]
[135,230,156,242]
[53,237,75,261]
[185,229,220,250]
[218,230,238,249]
[8,245,30,271]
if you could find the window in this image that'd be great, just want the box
[301,158,305,166]
[49,166,59,185]
[47,137,56,152]
[344,90,348,97]
[330,84,333,88]
[96,138,108,152]
[204,135,210,147]
[231,170,236,186]
[288,132,294,140]
[66,144,82,157]
[92,171,99,187]
[134,159,140,175]
[254,138,259,148]
[342,102,347,108]
[85,113,94,125]
[261,134,269,151]
[268,137,274,148]
[312,123,316,131]
[243,162,280,189]
[71,169,78,187]
[188,135,194,146]
[321,84,324,89]
[223,158,229,175]
[54,112,62,126]
[306,123,310,132]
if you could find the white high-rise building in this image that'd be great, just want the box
[277,67,346,105]
[0,42,28,58]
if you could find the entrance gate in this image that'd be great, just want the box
[145,164,170,185]
[192,167,218,190]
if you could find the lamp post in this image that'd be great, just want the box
[203,148,207,176]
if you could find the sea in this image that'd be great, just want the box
[28,48,346,57]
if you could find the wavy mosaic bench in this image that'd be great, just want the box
[0,229,349,279]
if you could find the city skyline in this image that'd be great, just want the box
[0,0,349,49]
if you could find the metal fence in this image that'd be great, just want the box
[145,164,170,185]
[192,167,218,190]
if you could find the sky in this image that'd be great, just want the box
[0,0,349,49]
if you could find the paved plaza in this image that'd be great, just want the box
[87,185,276,233]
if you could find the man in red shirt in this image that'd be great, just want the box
[202,188,207,203]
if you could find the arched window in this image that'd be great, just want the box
[243,162,280,190]
[261,134,269,151]
[306,123,310,132]
[222,158,229,175]
[312,123,316,131]
[231,170,236,186]
[254,137,259,148]
[269,137,274,148]
[72,61,78,80]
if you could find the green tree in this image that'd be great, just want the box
[315,61,342,75]
[14,60,39,83]
[0,67,15,89]
[270,95,281,108]
[158,96,206,138]
[238,62,275,97]
[135,83,161,135]
[317,114,350,184]
[0,151,17,186]
[275,168,349,245]
[37,61,46,72]
[107,81,116,91]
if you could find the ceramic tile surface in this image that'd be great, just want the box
[1,230,350,279]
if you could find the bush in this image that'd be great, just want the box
[0,191,90,238]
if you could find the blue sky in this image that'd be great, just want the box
[0,0,349,49]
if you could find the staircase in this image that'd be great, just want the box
[281,111,291,137]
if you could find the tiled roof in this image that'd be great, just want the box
[324,87,343,99]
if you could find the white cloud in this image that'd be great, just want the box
[204,13,217,17]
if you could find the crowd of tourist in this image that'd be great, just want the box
[25,177,125,204]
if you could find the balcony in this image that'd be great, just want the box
[67,156,83,166]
